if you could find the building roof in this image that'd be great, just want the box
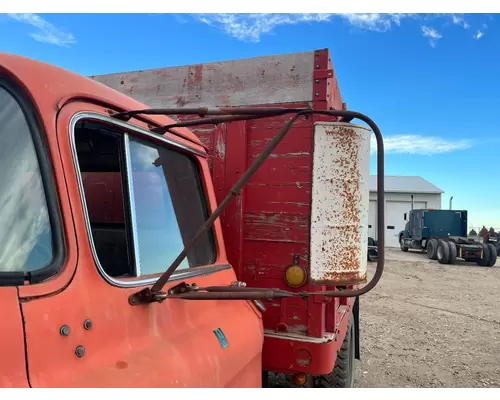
[369,176,444,194]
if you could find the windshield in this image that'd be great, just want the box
[0,86,53,273]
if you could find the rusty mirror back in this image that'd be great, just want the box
[309,122,371,286]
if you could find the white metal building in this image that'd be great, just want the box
[368,176,444,248]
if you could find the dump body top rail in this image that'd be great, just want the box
[90,49,343,110]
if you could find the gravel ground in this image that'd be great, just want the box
[358,248,500,388]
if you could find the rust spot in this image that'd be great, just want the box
[116,361,128,369]
[215,133,225,160]
[287,325,307,335]
[176,96,188,107]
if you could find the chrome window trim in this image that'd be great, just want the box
[69,112,224,288]
[123,134,142,276]
[73,112,207,157]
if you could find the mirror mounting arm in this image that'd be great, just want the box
[127,107,385,307]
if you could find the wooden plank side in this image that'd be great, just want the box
[242,241,310,271]
[243,212,309,244]
[245,184,311,215]
[89,51,315,108]
[241,108,315,334]
[248,156,312,185]
[248,126,312,157]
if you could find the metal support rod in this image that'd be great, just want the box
[112,107,307,122]
[150,114,266,134]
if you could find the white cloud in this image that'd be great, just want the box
[194,13,414,42]
[474,30,485,40]
[421,25,443,47]
[8,13,75,47]
[371,134,472,155]
[474,24,488,40]
[452,15,470,29]
[336,13,414,32]
[195,14,329,42]
[193,14,491,47]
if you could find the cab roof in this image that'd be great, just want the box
[0,52,202,147]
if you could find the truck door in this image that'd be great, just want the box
[18,101,263,387]
[0,81,43,388]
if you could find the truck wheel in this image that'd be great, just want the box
[486,243,497,267]
[437,240,450,264]
[447,242,457,265]
[315,315,355,388]
[427,239,438,260]
[400,236,409,252]
[477,243,491,267]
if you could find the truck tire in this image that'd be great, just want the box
[427,238,438,260]
[315,315,355,388]
[477,243,491,267]
[437,240,450,264]
[399,236,409,252]
[447,242,457,265]
[486,243,497,267]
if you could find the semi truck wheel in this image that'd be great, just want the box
[437,240,450,264]
[477,243,491,267]
[399,236,409,252]
[447,242,457,265]
[486,243,497,267]
[315,315,355,388]
[427,239,438,260]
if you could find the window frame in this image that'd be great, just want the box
[70,112,224,288]
[0,77,66,285]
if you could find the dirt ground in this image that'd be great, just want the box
[357,248,500,388]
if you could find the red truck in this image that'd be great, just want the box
[91,48,385,387]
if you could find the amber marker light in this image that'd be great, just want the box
[292,372,307,386]
[284,264,307,288]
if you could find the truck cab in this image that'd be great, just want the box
[0,52,263,387]
[400,208,496,267]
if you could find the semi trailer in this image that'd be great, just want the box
[399,208,496,267]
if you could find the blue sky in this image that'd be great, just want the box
[1,13,499,230]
